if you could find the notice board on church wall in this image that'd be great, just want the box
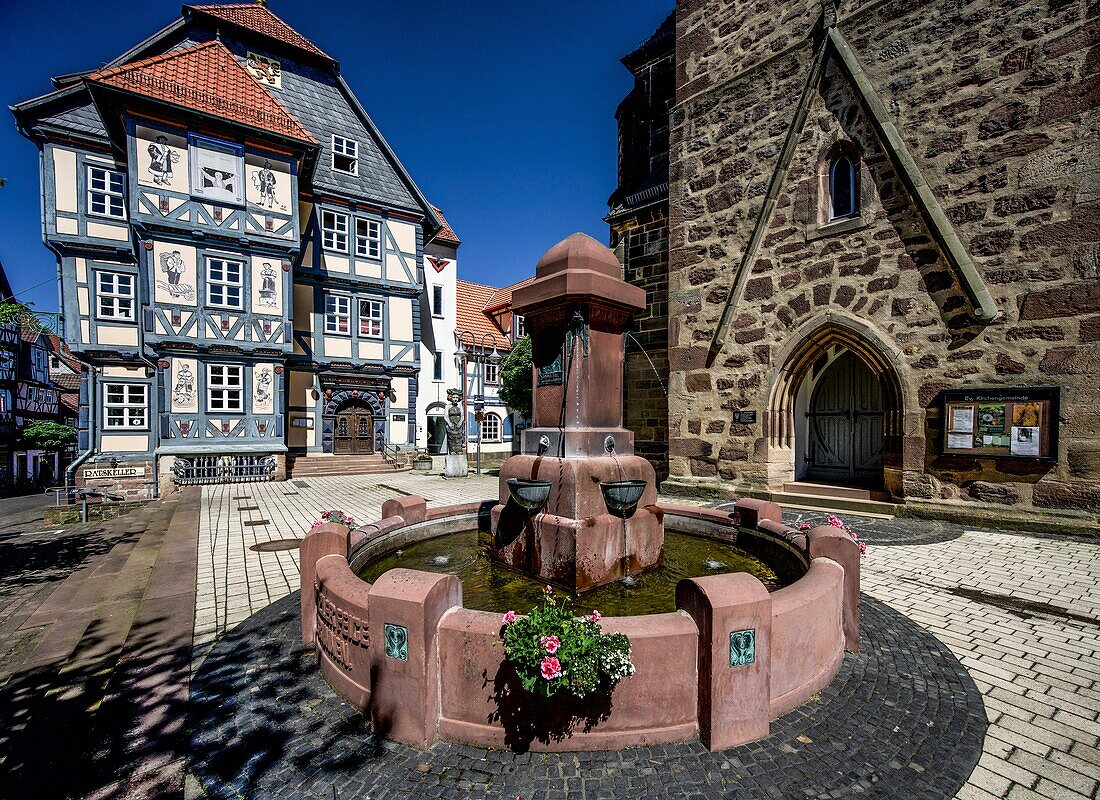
[941,387,1059,460]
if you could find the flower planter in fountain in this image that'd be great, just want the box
[599,480,648,519]
[506,478,552,513]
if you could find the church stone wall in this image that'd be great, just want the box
[665,0,1100,515]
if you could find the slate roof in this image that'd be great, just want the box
[88,40,316,144]
[186,2,331,60]
[456,280,510,351]
[429,204,460,245]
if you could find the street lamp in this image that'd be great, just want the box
[455,330,502,475]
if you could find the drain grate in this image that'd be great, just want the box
[283,492,299,496]
[243,519,270,527]
[237,506,260,512]
[293,480,311,488]
[232,495,252,501]
[250,538,301,552]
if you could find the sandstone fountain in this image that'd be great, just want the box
[491,233,662,592]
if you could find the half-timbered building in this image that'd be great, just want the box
[13,2,447,496]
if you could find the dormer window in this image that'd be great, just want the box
[828,154,858,220]
[332,135,358,175]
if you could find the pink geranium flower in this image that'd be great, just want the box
[540,656,562,680]
[589,610,602,622]
[544,584,553,594]
[501,610,517,625]
[540,635,561,654]
[827,514,844,529]
[799,522,812,531]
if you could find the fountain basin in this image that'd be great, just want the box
[598,479,648,518]
[505,478,553,512]
[301,496,860,753]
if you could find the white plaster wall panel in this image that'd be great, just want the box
[135,127,188,190]
[355,259,383,279]
[151,241,197,306]
[289,370,313,406]
[206,419,219,437]
[102,366,144,378]
[385,253,409,283]
[52,148,77,213]
[390,415,408,445]
[171,358,199,413]
[358,341,384,360]
[57,217,78,235]
[390,297,413,341]
[96,326,139,347]
[80,320,90,343]
[87,222,130,241]
[155,318,167,335]
[251,256,283,315]
[392,377,409,409]
[76,258,88,283]
[390,220,416,254]
[325,337,352,358]
[322,253,350,274]
[245,154,292,213]
[293,284,313,332]
[77,286,89,315]
[101,434,150,452]
[298,201,313,233]
[253,363,275,414]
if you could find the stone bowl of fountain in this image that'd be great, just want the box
[298,234,860,754]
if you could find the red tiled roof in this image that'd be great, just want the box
[60,393,80,414]
[50,371,83,390]
[456,280,510,351]
[42,333,82,372]
[88,40,317,143]
[484,276,535,313]
[186,3,332,60]
[428,203,461,246]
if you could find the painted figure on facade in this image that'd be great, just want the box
[258,262,278,307]
[172,363,195,408]
[255,367,273,407]
[158,250,195,301]
[253,160,278,209]
[445,388,466,455]
[148,135,179,185]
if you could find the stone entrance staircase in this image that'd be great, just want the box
[0,490,198,799]
[286,453,409,478]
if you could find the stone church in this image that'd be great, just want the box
[610,0,1099,526]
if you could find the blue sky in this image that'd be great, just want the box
[0,0,673,311]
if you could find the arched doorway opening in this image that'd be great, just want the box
[425,401,447,454]
[333,400,375,455]
[767,321,903,494]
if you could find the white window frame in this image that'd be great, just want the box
[96,271,135,321]
[87,166,126,220]
[322,210,349,252]
[514,315,526,339]
[206,364,244,413]
[325,294,351,335]
[355,218,381,259]
[479,413,502,443]
[358,298,384,338]
[189,136,244,205]
[431,284,444,318]
[483,361,500,385]
[331,135,358,175]
[206,257,245,310]
[103,383,147,429]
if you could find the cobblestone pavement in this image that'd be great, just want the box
[195,471,498,662]
[192,475,1100,799]
[190,591,986,799]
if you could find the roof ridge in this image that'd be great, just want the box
[186,3,332,60]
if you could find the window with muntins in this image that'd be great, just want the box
[190,136,243,204]
[514,315,525,339]
[207,364,244,412]
[356,218,381,259]
[484,362,499,385]
[325,295,351,334]
[332,135,358,175]
[359,298,383,338]
[480,413,501,442]
[87,167,126,219]
[828,155,858,220]
[104,383,147,428]
[432,285,444,317]
[96,272,135,321]
[207,258,244,309]
[322,210,349,252]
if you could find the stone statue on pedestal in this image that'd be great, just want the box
[444,389,467,478]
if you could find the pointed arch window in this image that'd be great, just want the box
[828,155,858,220]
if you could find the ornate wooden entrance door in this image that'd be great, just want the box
[334,402,375,455]
[806,351,885,486]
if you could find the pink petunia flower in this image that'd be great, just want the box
[544,584,553,594]
[502,610,517,625]
[858,540,868,556]
[589,610,602,622]
[799,522,812,531]
[540,656,562,680]
[540,635,562,654]
[827,514,844,529]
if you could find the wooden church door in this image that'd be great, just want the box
[805,351,885,486]
[334,401,375,455]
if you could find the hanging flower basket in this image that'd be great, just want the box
[499,587,635,699]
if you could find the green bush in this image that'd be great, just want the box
[498,335,532,419]
[20,421,77,451]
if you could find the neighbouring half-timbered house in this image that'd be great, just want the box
[13,2,447,496]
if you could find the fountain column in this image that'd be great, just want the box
[490,233,663,592]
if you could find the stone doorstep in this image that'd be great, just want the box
[764,489,899,518]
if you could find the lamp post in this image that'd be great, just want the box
[454,330,502,475]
